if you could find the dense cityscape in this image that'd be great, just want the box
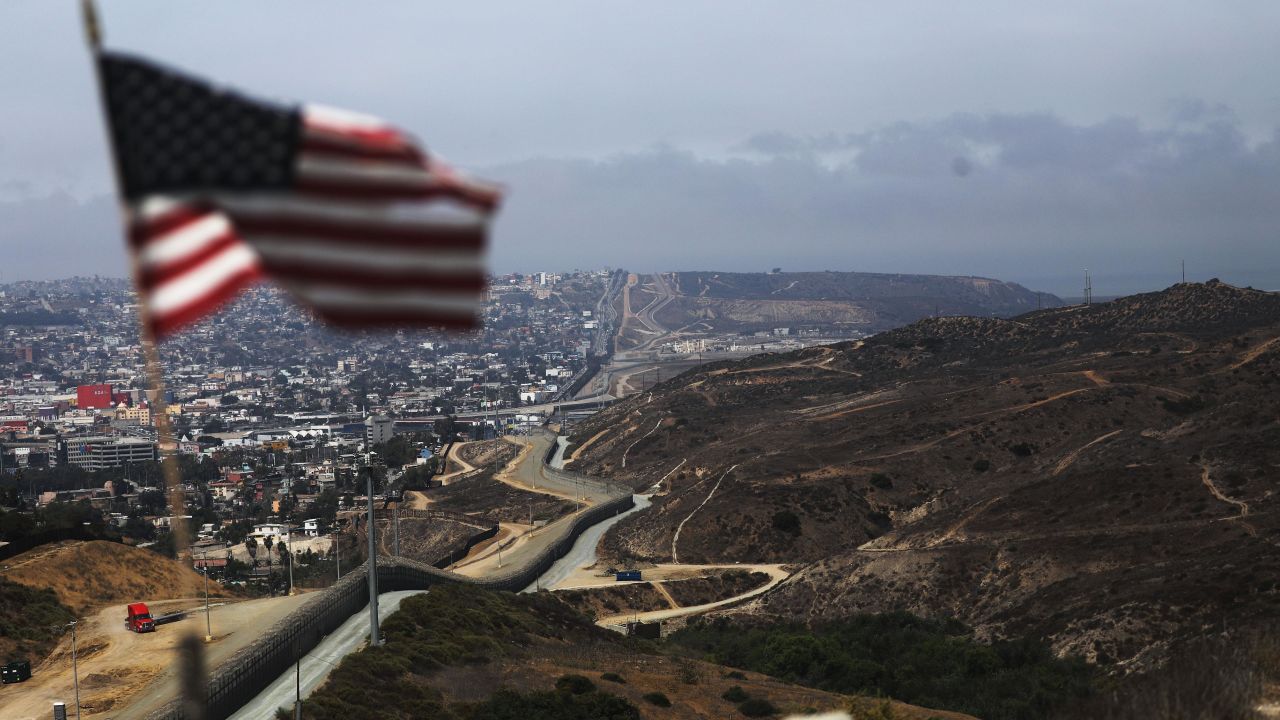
[0,270,617,589]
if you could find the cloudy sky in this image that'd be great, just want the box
[3,1,1279,296]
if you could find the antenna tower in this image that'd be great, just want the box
[1083,270,1092,306]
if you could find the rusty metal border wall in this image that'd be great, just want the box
[146,489,635,720]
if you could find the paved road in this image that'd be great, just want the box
[228,590,426,720]
[451,433,627,578]
[523,494,652,592]
[498,432,619,505]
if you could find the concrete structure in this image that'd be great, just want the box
[365,415,394,446]
[60,436,158,470]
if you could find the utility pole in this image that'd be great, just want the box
[393,503,399,557]
[366,470,379,647]
[68,619,81,720]
[1182,259,1186,284]
[334,531,341,583]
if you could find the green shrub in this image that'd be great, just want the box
[601,672,626,683]
[722,685,750,702]
[642,692,672,707]
[869,473,893,489]
[468,688,640,719]
[555,674,596,695]
[1160,396,1207,415]
[670,613,1096,720]
[739,697,778,717]
[771,510,801,535]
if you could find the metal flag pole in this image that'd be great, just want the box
[79,1,207,716]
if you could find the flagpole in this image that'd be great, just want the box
[80,0,207,712]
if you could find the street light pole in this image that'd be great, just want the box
[286,526,295,596]
[294,644,302,720]
[68,619,81,720]
[366,470,379,647]
[334,532,341,583]
[195,549,211,641]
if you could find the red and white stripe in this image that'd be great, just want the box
[130,104,499,338]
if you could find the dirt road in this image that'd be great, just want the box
[4,593,316,720]
[593,564,790,627]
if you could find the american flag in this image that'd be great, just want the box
[99,51,499,338]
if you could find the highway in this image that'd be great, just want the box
[228,590,426,720]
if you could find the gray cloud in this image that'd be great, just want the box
[486,111,1280,295]
[5,110,1277,296]
[4,3,1280,295]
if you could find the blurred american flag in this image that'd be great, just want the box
[99,51,500,337]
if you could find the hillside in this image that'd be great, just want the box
[0,577,76,669]
[567,280,1280,674]
[0,540,237,613]
[299,583,974,720]
[647,270,1059,336]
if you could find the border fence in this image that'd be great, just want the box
[145,474,635,719]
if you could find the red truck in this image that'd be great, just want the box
[125,602,156,633]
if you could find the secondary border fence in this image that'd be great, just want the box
[145,483,635,719]
[540,432,634,498]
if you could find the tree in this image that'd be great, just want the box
[245,536,258,561]
[0,509,36,541]
[263,535,275,563]
[220,394,239,406]
[137,489,168,515]
[314,488,339,525]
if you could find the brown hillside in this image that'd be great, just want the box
[0,540,238,613]
[566,281,1280,671]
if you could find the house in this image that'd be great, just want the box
[302,518,324,537]
[251,522,289,540]
[209,480,240,502]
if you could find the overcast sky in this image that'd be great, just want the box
[3,1,1279,296]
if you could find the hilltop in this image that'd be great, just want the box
[0,540,237,614]
[639,270,1059,339]
[566,280,1280,674]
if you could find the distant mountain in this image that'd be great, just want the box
[566,280,1280,673]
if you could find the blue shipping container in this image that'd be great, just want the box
[615,570,642,581]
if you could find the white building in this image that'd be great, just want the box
[365,415,394,446]
[251,522,289,540]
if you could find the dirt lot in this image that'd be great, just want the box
[457,438,521,469]
[0,593,315,720]
[426,474,577,526]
